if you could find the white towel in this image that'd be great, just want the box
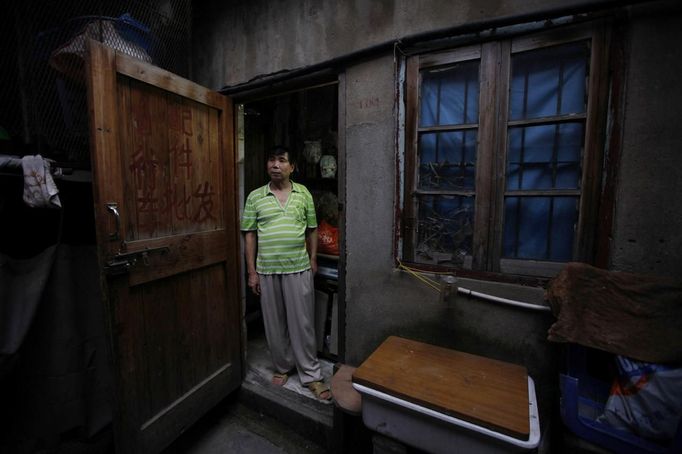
[21,155,62,208]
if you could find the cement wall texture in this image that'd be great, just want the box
[341,52,559,424]
[193,0,594,89]
[610,4,682,276]
[192,0,682,444]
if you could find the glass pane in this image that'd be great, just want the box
[556,122,583,162]
[519,197,550,259]
[502,197,519,258]
[504,197,549,259]
[506,123,583,190]
[550,197,578,261]
[419,60,479,127]
[416,195,474,264]
[418,130,477,190]
[420,132,437,163]
[503,196,578,261]
[466,73,479,124]
[555,162,581,190]
[510,41,589,120]
[420,76,439,127]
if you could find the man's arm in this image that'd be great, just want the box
[306,228,318,274]
[244,231,260,295]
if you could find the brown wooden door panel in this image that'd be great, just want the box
[115,52,227,110]
[86,40,241,454]
[116,78,225,241]
[123,231,229,286]
[119,264,236,425]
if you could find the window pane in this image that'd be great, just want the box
[420,60,479,127]
[507,197,550,259]
[510,42,588,120]
[503,196,578,261]
[418,130,477,190]
[420,75,439,127]
[420,132,437,163]
[416,195,474,265]
[506,123,583,190]
[556,123,583,160]
[550,197,578,261]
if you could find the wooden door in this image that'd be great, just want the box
[85,40,242,453]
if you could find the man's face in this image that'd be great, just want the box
[267,152,294,182]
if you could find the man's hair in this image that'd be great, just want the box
[268,145,296,165]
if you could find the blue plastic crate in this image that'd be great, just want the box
[560,346,682,454]
[114,13,155,54]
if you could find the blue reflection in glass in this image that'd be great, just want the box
[419,60,479,127]
[503,196,577,261]
[440,74,467,125]
[550,197,577,261]
[420,75,439,127]
[420,133,437,163]
[518,197,550,259]
[555,163,580,189]
[419,131,477,190]
[510,42,588,120]
[507,123,583,190]
[505,197,550,259]
[522,165,553,190]
[556,122,583,162]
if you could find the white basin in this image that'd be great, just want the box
[353,376,541,454]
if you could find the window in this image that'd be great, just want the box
[402,24,609,277]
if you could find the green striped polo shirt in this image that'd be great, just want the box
[240,181,317,274]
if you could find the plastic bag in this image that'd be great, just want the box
[599,355,682,440]
[317,220,339,256]
[50,17,152,80]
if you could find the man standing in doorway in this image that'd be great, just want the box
[241,145,331,401]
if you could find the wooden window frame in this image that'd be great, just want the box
[402,22,611,279]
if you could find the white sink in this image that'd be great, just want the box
[353,376,541,454]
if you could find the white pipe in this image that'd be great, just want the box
[456,286,552,312]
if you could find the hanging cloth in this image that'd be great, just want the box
[21,155,62,209]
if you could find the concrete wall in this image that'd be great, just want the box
[342,52,559,424]
[610,3,682,276]
[192,0,682,441]
[193,0,591,89]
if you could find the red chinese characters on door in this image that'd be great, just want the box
[121,82,223,240]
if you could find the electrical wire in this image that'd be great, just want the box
[397,259,440,292]
[397,259,551,312]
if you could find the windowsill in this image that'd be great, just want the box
[499,258,566,278]
[397,259,554,287]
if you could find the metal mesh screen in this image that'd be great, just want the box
[1,0,192,164]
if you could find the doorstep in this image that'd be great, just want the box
[239,336,334,449]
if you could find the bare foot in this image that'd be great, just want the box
[272,372,289,386]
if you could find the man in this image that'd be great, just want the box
[240,145,331,401]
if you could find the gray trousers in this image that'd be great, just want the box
[259,270,322,385]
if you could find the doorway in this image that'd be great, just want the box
[237,82,341,420]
